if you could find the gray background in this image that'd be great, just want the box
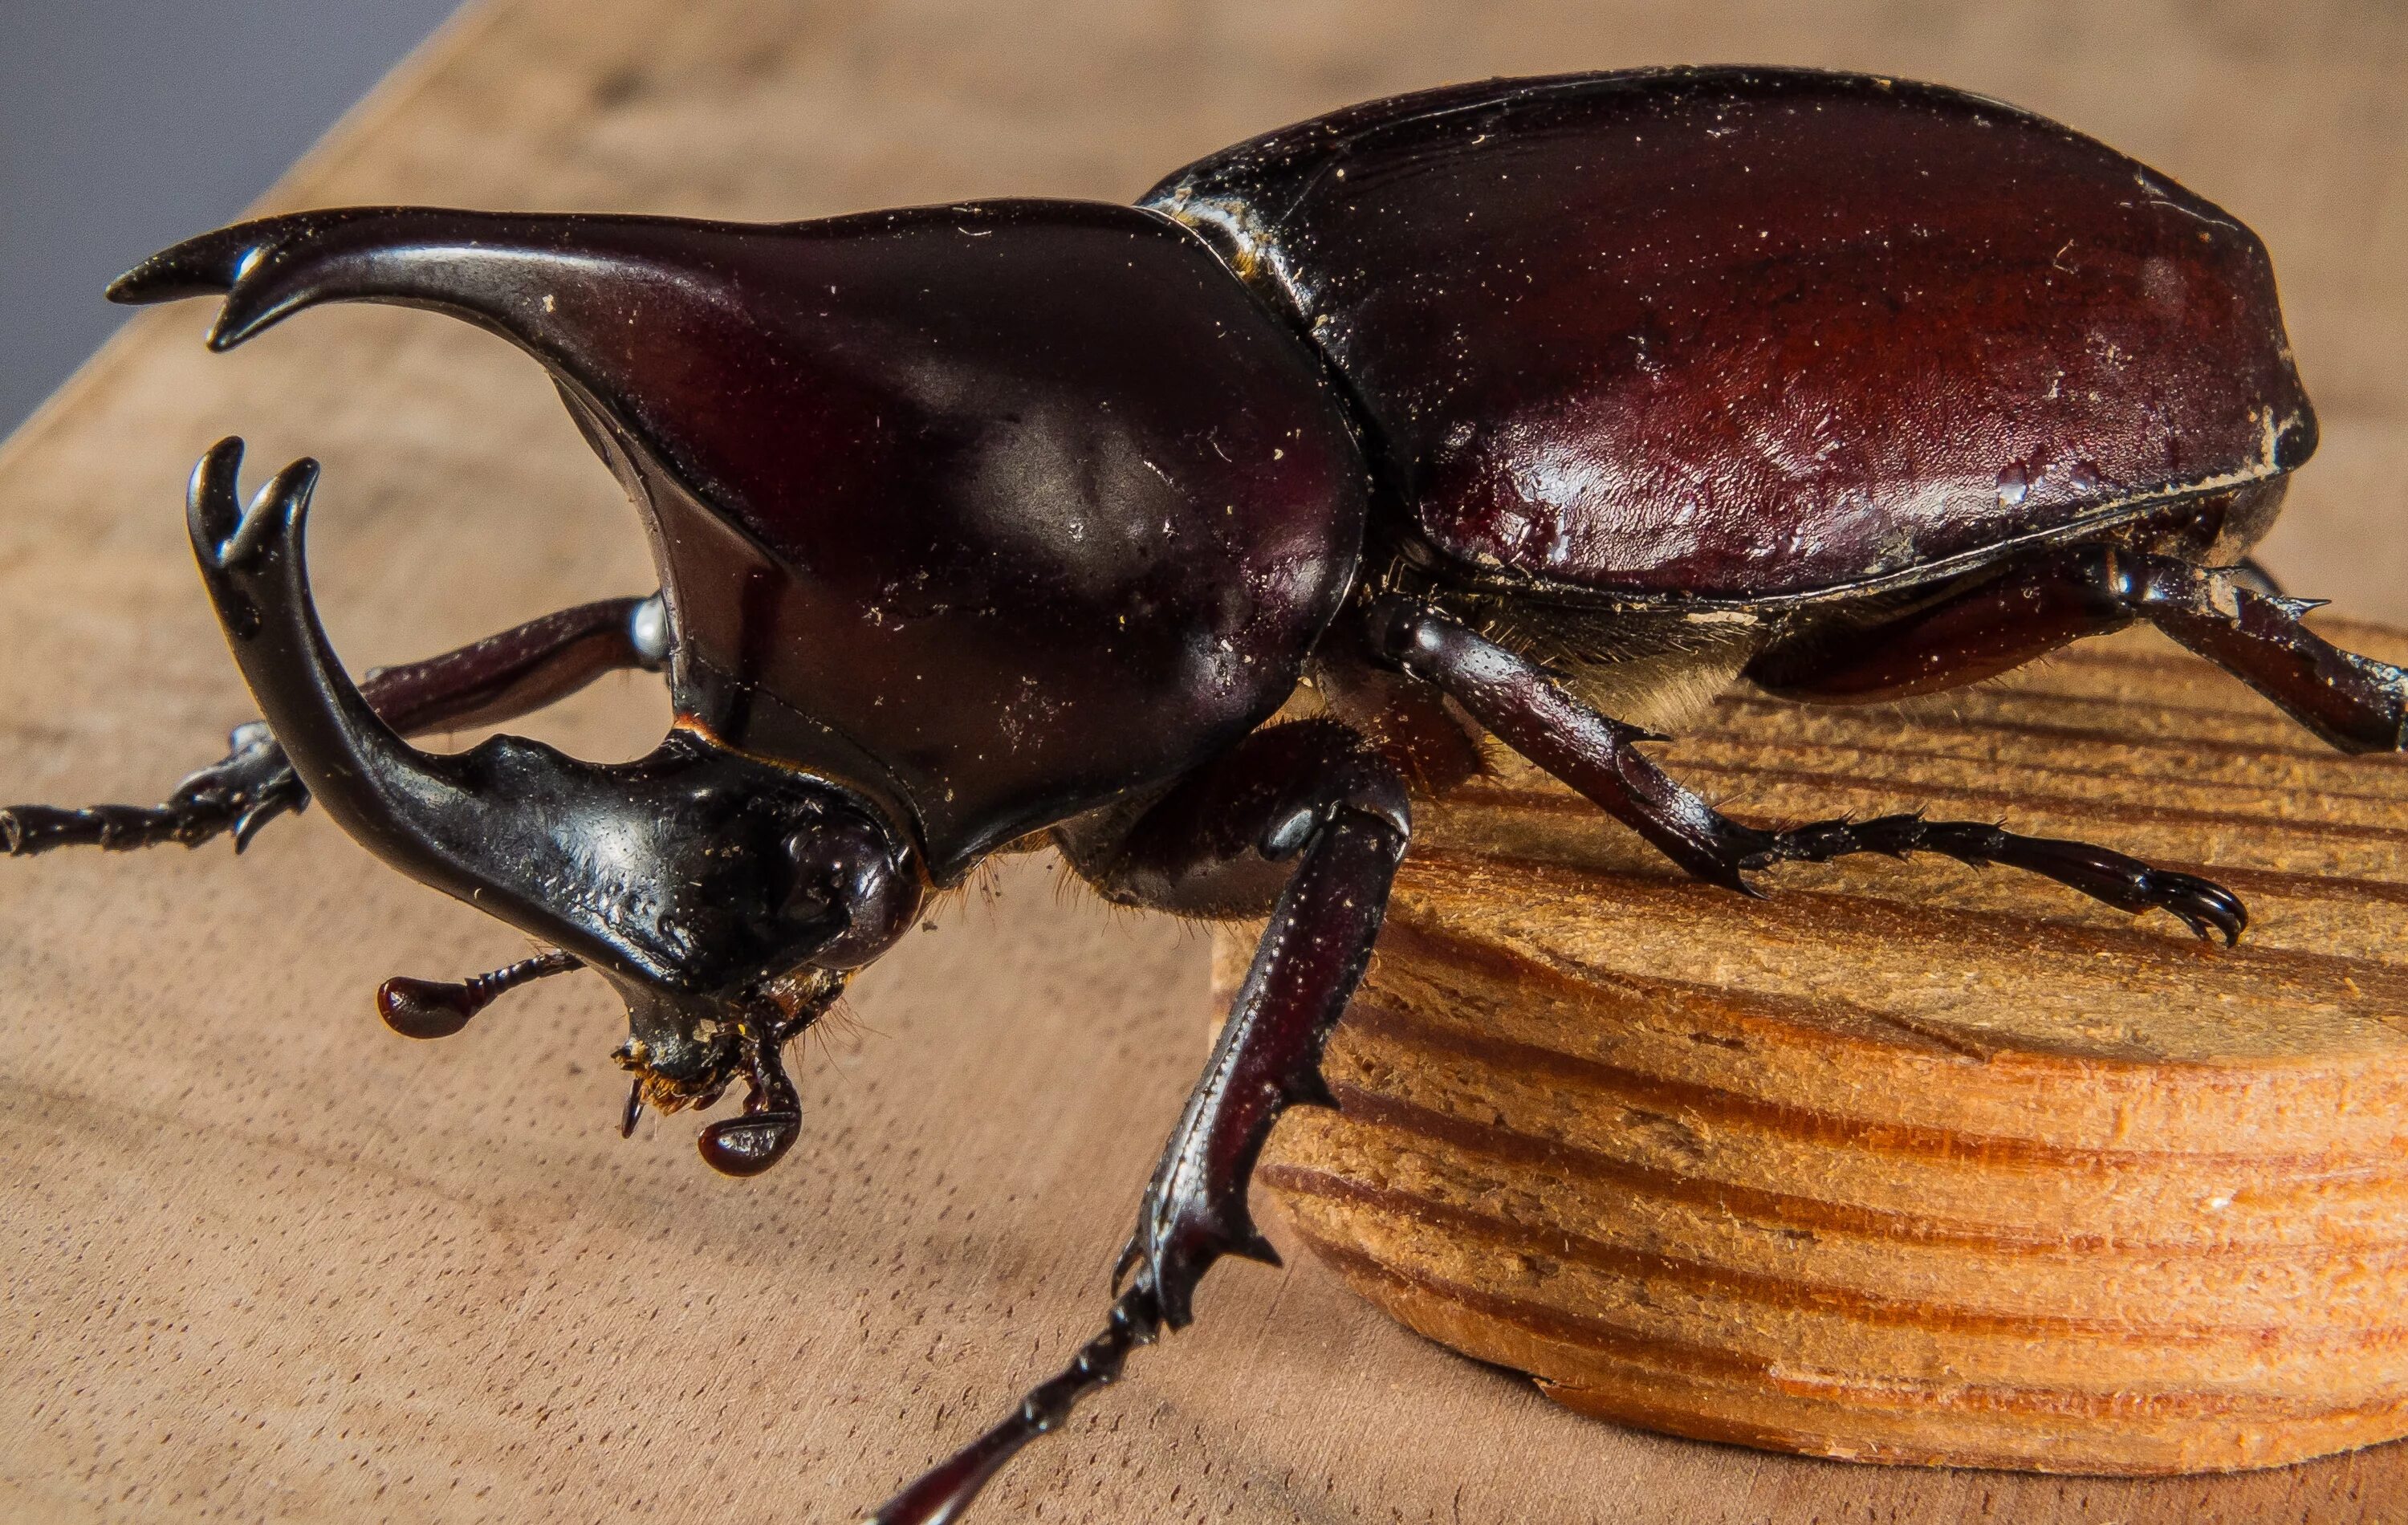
[0,1,462,439]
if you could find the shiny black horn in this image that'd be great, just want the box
[185,438,909,998]
[183,437,661,975]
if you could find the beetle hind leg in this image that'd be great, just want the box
[1745,542,2408,756]
[2101,549,2408,755]
[1364,592,2248,942]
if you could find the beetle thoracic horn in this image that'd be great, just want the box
[108,206,687,352]
[107,209,794,575]
[104,206,814,441]
[182,437,661,980]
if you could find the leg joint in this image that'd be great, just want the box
[1256,722,1410,860]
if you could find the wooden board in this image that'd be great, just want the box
[1236,620,2408,1475]
[4,2,2408,1523]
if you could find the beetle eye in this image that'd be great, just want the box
[783,814,919,970]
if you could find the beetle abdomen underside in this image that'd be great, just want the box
[1145,67,2316,603]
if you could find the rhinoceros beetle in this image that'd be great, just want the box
[5,65,2387,1519]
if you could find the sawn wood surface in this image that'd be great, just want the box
[1242,621,2408,1479]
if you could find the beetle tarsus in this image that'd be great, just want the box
[871,1284,1162,1525]
[1748,815,2247,946]
[2,523,661,864]
[0,720,303,857]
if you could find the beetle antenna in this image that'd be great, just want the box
[376,950,582,1039]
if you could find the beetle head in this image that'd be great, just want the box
[380,723,925,1177]
[366,734,925,1177]
[589,742,923,1175]
[380,724,925,1177]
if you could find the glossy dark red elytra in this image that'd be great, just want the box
[4,67,2384,1521]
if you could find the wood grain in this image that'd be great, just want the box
[1233,621,2408,1476]
[4,2,2408,1522]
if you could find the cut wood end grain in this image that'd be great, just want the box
[1211,621,2408,1475]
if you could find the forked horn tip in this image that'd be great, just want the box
[108,224,261,306]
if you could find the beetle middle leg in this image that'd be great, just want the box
[870,719,1409,1524]
[2,441,669,858]
[1362,592,2247,941]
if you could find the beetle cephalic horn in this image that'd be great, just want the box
[185,438,677,984]
[185,438,918,1011]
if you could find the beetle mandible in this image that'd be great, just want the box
[6,67,2383,1520]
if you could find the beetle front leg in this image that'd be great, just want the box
[2,444,669,857]
[0,716,310,857]
[1363,592,2247,942]
[871,720,1409,1525]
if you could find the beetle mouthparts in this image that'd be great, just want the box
[612,984,824,1178]
[697,1108,802,1177]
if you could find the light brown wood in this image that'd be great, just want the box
[5,2,2408,1523]
[1231,620,2408,1476]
